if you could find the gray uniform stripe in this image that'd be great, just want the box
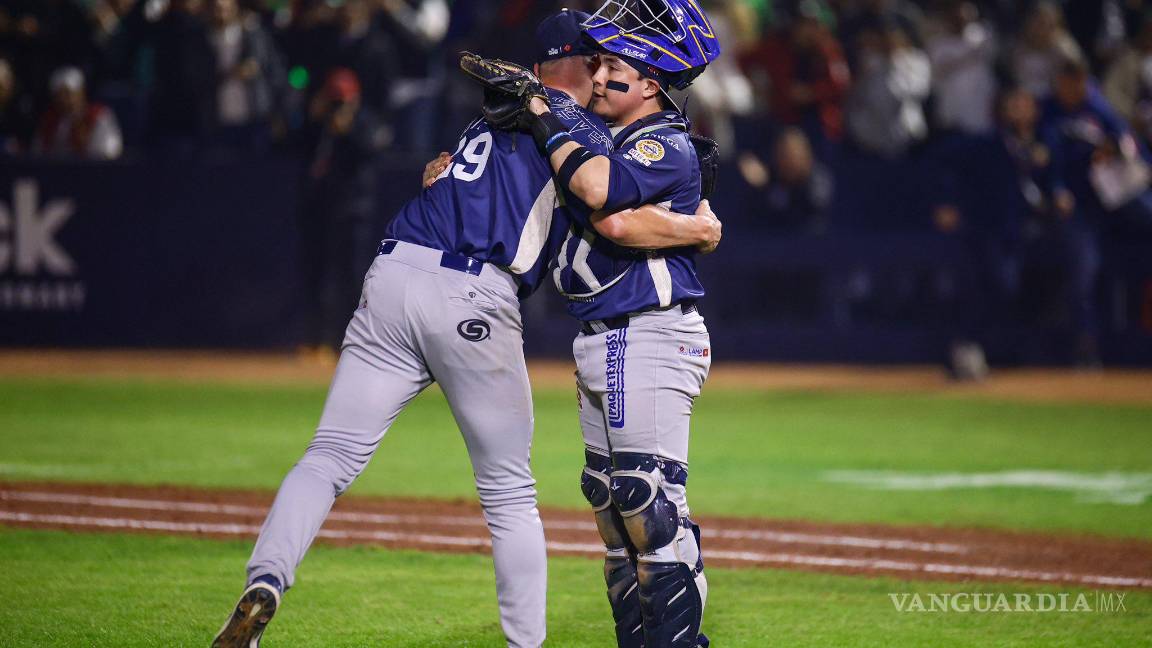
[508,181,558,275]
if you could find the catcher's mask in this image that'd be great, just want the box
[581,0,721,90]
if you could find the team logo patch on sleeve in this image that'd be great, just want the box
[632,139,665,162]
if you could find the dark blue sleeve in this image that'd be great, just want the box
[552,99,615,156]
[560,187,596,228]
[603,135,694,212]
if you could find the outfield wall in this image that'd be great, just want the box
[2,157,1151,365]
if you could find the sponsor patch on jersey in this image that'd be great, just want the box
[633,139,665,162]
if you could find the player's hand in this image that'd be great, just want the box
[423,151,452,189]
[695,199,722,255]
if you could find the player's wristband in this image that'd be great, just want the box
[544,131,574,155]
[557,146,597,190]
[529,111,571,153]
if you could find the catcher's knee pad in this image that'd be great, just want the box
[636,519,708,648]
[608,453,686,554]
[580,448,630,550]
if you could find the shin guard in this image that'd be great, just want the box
[581,448,643,648]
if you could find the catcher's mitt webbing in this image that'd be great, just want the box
[458,51,549,132]
[690,135,719,199]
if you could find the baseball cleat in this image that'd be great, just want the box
[211,577,281,648]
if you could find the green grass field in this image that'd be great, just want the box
[1,376,1151,646]
[2,529,1149,648]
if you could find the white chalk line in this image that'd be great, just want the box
[823,470,1152,505]
[1,510,1149,589]
[0,490,966,554]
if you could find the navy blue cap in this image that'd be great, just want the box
[535,9,595,63]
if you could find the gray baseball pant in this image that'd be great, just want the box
[575,306,712,645]
[575,306,711,468]
[246,240,547,648]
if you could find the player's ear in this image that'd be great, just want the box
[641,78,660,101]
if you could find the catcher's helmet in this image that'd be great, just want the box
[581,0,721,90]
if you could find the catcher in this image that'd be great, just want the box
[456,1,722,645]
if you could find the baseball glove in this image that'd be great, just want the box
[691,135,720,199]
[458,51,549,131]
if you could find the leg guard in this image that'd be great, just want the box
[581,448,643,648]
[637,519,708,648]
[610,453,707,648]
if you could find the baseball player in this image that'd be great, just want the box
[514,2,722,646]
[210,10,721,648]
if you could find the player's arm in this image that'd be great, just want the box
[527,98,614,210]
[418,152,718,251]
[593,200,721,254]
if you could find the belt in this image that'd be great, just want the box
[580,301,698,335]
[377,239,484,276]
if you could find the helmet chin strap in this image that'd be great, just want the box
[658,85,684,115]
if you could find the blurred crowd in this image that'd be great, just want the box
[3,0,1152,366]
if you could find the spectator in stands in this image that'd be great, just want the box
[1103,15,1152,144]
[683,0,754,159]
[1043,59,1149,226]
[329,0,396,117]
[839,0,925,63]
[207,0,286,151]
[33,66,123,159]
[117,0,216,151]
[919,87,1048,375]
[739,0,850,155]
[926,0,997,135]
[845,21,931,158]
[378,0,449,152]
[998,86,1055,224]
[1009,1,1083,99]
[1063,0,1129,70]
[90,0,139,47]
[1037,59,1147,365]
[0,56,35,155]
[0,0,96,113]
[750,127,834,234]
[298,68,388,357]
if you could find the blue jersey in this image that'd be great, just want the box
[386,88,613,297]
[553,111,705,320]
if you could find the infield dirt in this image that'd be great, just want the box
[2,481,1149,590]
